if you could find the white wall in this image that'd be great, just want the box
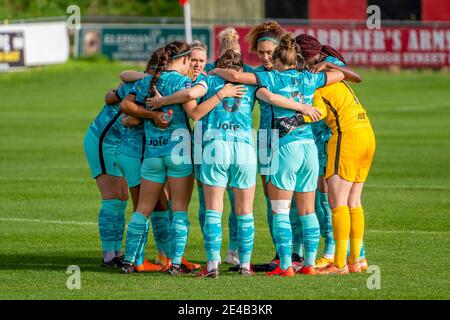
[0,22,69,66]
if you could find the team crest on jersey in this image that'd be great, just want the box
[185,82,192,89]
[222,97,241,113]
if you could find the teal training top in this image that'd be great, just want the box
[324,55,347,68]
[193,73,209,104]
[116,80,146,159]
[130,70,193,158]
[202,75,256,145]
[251,65,273,150]
[88,84,125,145]
[255,69,327,146]
[192,73,210,146]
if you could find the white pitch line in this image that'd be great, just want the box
[0,217,448,235]
[364,184,450,191]
[0,177,86,182]
[0,217,96,226]
[366,229,449,235]
[0,177,449,191]
[0,164,86,169]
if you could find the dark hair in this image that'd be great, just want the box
[246,21,284,52]
[145,47,164,73]
[149,40,190,95]
[216,49,243,71]
[295,33,346,65]
[272,33,306,70]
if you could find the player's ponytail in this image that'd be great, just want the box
[145,47,164,74]
[295,33,347,65]
[295,47,306,71]
[272,32,298,67]
[149,40,190,96]
[216,49,243,71]
[218,27,241,56]
[149,50,169,97]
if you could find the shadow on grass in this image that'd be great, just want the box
[0,253,206,275]
[0,253,113,273]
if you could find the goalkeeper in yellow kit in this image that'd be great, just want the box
[297,34,376,274]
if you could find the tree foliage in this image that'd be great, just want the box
[0,0,182,20]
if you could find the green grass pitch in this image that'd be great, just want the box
[0,60,449,299]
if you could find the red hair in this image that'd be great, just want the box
[295,34,346,64]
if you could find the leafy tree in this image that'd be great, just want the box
[0,0,182,20]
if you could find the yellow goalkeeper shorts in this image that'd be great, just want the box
[325,126,376,183]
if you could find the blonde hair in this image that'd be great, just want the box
[218,27,241,56]
[186,68,196,80]
[272,32,305,69]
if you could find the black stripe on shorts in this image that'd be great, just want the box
[98,111,122,175]
[322,97,342,176]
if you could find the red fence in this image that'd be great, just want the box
[422,0,450,21]
[308,0,366,21]
[214,24,450,68]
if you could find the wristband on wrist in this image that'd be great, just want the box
[216,92,223,101]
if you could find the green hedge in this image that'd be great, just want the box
[0,0,182,20]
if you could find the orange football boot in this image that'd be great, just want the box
[135,259,162,273]
[348,262,362,273]
[298,265,316,275]
[317,264,349,275]
[359,257,369,271]
[181,257,201,271]
[157,255,172,272]
[266,266,295,277]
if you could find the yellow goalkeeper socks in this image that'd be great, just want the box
[332,206,350,269]
[349,207,365,265]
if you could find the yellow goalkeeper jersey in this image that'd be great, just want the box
[314,81,371,134]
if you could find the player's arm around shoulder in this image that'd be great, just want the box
[183,83,246,121]
[120,70,147,83]
[105,89,120,105]
[209,68,258,85]
[304,91,327,123]
[311,61,362,84]
[145,83,208,110]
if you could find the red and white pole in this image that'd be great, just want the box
[180,0,193,43]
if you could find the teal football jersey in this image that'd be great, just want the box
[131,71,193,158]
[192,73,210,145]
[323,55,347,67]
[255,69,326,144]
[87,81,138,145]
[202,75,256,145]
[117,81,145,159]
[251,65,273,150]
